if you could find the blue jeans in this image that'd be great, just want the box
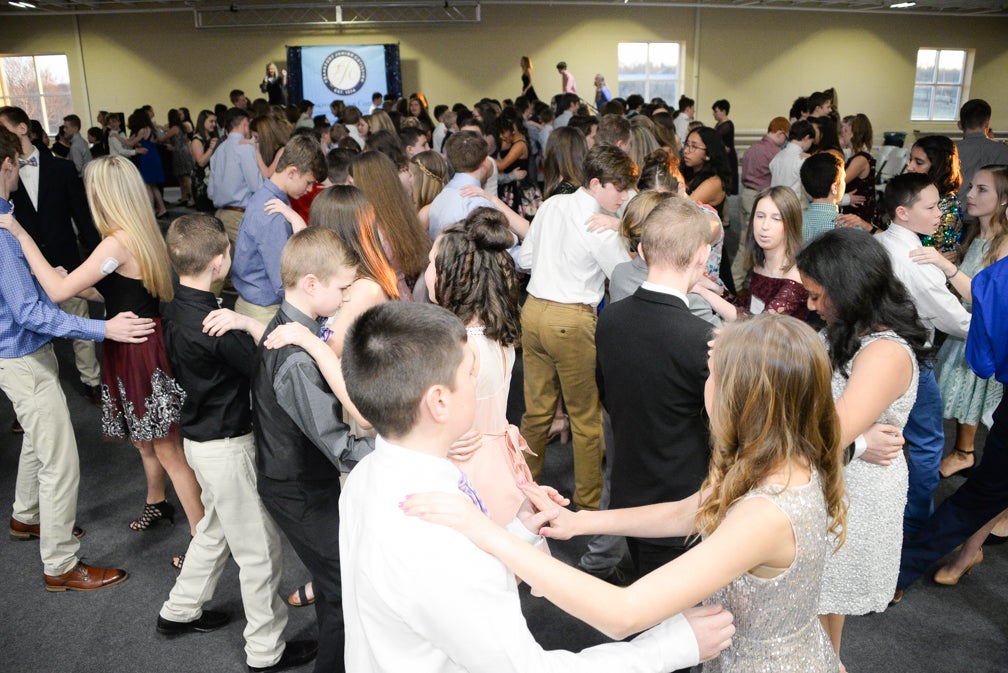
[902,366,945,536]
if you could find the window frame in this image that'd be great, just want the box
[910,47,974,122]
[617,41,685,104]
[0,53,73,136]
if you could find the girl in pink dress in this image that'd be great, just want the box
[423,207,535,525]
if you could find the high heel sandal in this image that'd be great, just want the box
[130,500,175,531]
[939,448,975,479]
[171,535,194,571]
[547,414,571,445]
[933,547,983,586]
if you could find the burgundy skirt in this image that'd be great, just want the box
[100,318,185,443]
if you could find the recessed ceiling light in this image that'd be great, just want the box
[890,2,917,7]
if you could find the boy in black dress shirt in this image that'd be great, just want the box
[157,214,317,673]
[252,226,374,673]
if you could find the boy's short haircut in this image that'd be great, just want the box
[767,116,791,135]
[280,226,356,289]
[789,119,814,142]
[807,91,830,113]
[596,114,631,147]
[800,152,844,199]
[678,95,695,112]
[459,117,484,134]
[341,106,362,125]
[229,89,245,105]
[372,92,383,102]
[226,107,249,130]
[560,93,579,111]
[641,198,712,270]
[87,126,103,142]
[63,114,82,131]
[399,126,425,148]
[0,125,20,163]
[276,134,327,181]
[556,61,567,71]
[326,147,355,184]
[884,172,934,221]
[299,99,315,114]
[342,302,467,438]
[712,99,730,114]
[601,100,626,117]
[959,99,992,130]
[433,104,449,121]
[584,143,638,190]
[625,94,644,111]
[442,110,458,127]
[444,131,488,173]
[567,114,598,138]
[789,97,809,120]
[166,214,229,277]
[0,105,31,130]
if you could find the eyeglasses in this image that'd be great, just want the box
[683,142,706,153]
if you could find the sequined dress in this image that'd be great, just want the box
[819,330,918,615]
[733,271,809,320]
[96,272,185,442]
[936,238,1004,427]
[920,192,964,253]
[703,471,840,673]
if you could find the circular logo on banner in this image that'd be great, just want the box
[322,50,367,95]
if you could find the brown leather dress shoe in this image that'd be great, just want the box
[45,562,128,592]
[10,517,85,540]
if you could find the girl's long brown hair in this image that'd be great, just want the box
[696,314,847,550]
[350,150,431,277]
[309,185,400,300]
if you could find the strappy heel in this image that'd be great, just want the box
[130,500,175,531]
[939,448,975,479]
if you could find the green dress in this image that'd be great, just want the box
[935,238,1004,427]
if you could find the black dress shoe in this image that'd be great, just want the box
[156,610,229,636]
[86,385,102,406]
[249,640,318,672]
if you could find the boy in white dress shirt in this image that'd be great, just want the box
[878,172,971,536]
[339,301,733,673]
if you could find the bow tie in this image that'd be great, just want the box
[18,156,38,168]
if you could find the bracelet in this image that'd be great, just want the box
[945,265,958,280]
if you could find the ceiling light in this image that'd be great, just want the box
[890,2,917,7]
[8,1,37,6]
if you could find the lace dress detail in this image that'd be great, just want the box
[96,273,185,442]
[936,238,1004,427]
[734,271,809,320]
[704,471,840,673]
[818,330,918,615]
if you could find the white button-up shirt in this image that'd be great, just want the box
[877,223,971,341]
[340,436,700,673]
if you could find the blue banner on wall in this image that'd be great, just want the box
[287,44,401,119]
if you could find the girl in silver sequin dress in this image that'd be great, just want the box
[405,313,848,672]
[797,228,931,668]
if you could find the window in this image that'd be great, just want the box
[912,48,971,121]
[617,42,683,104]
[0,54,73,135]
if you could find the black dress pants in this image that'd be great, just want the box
[259,475,344,673]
